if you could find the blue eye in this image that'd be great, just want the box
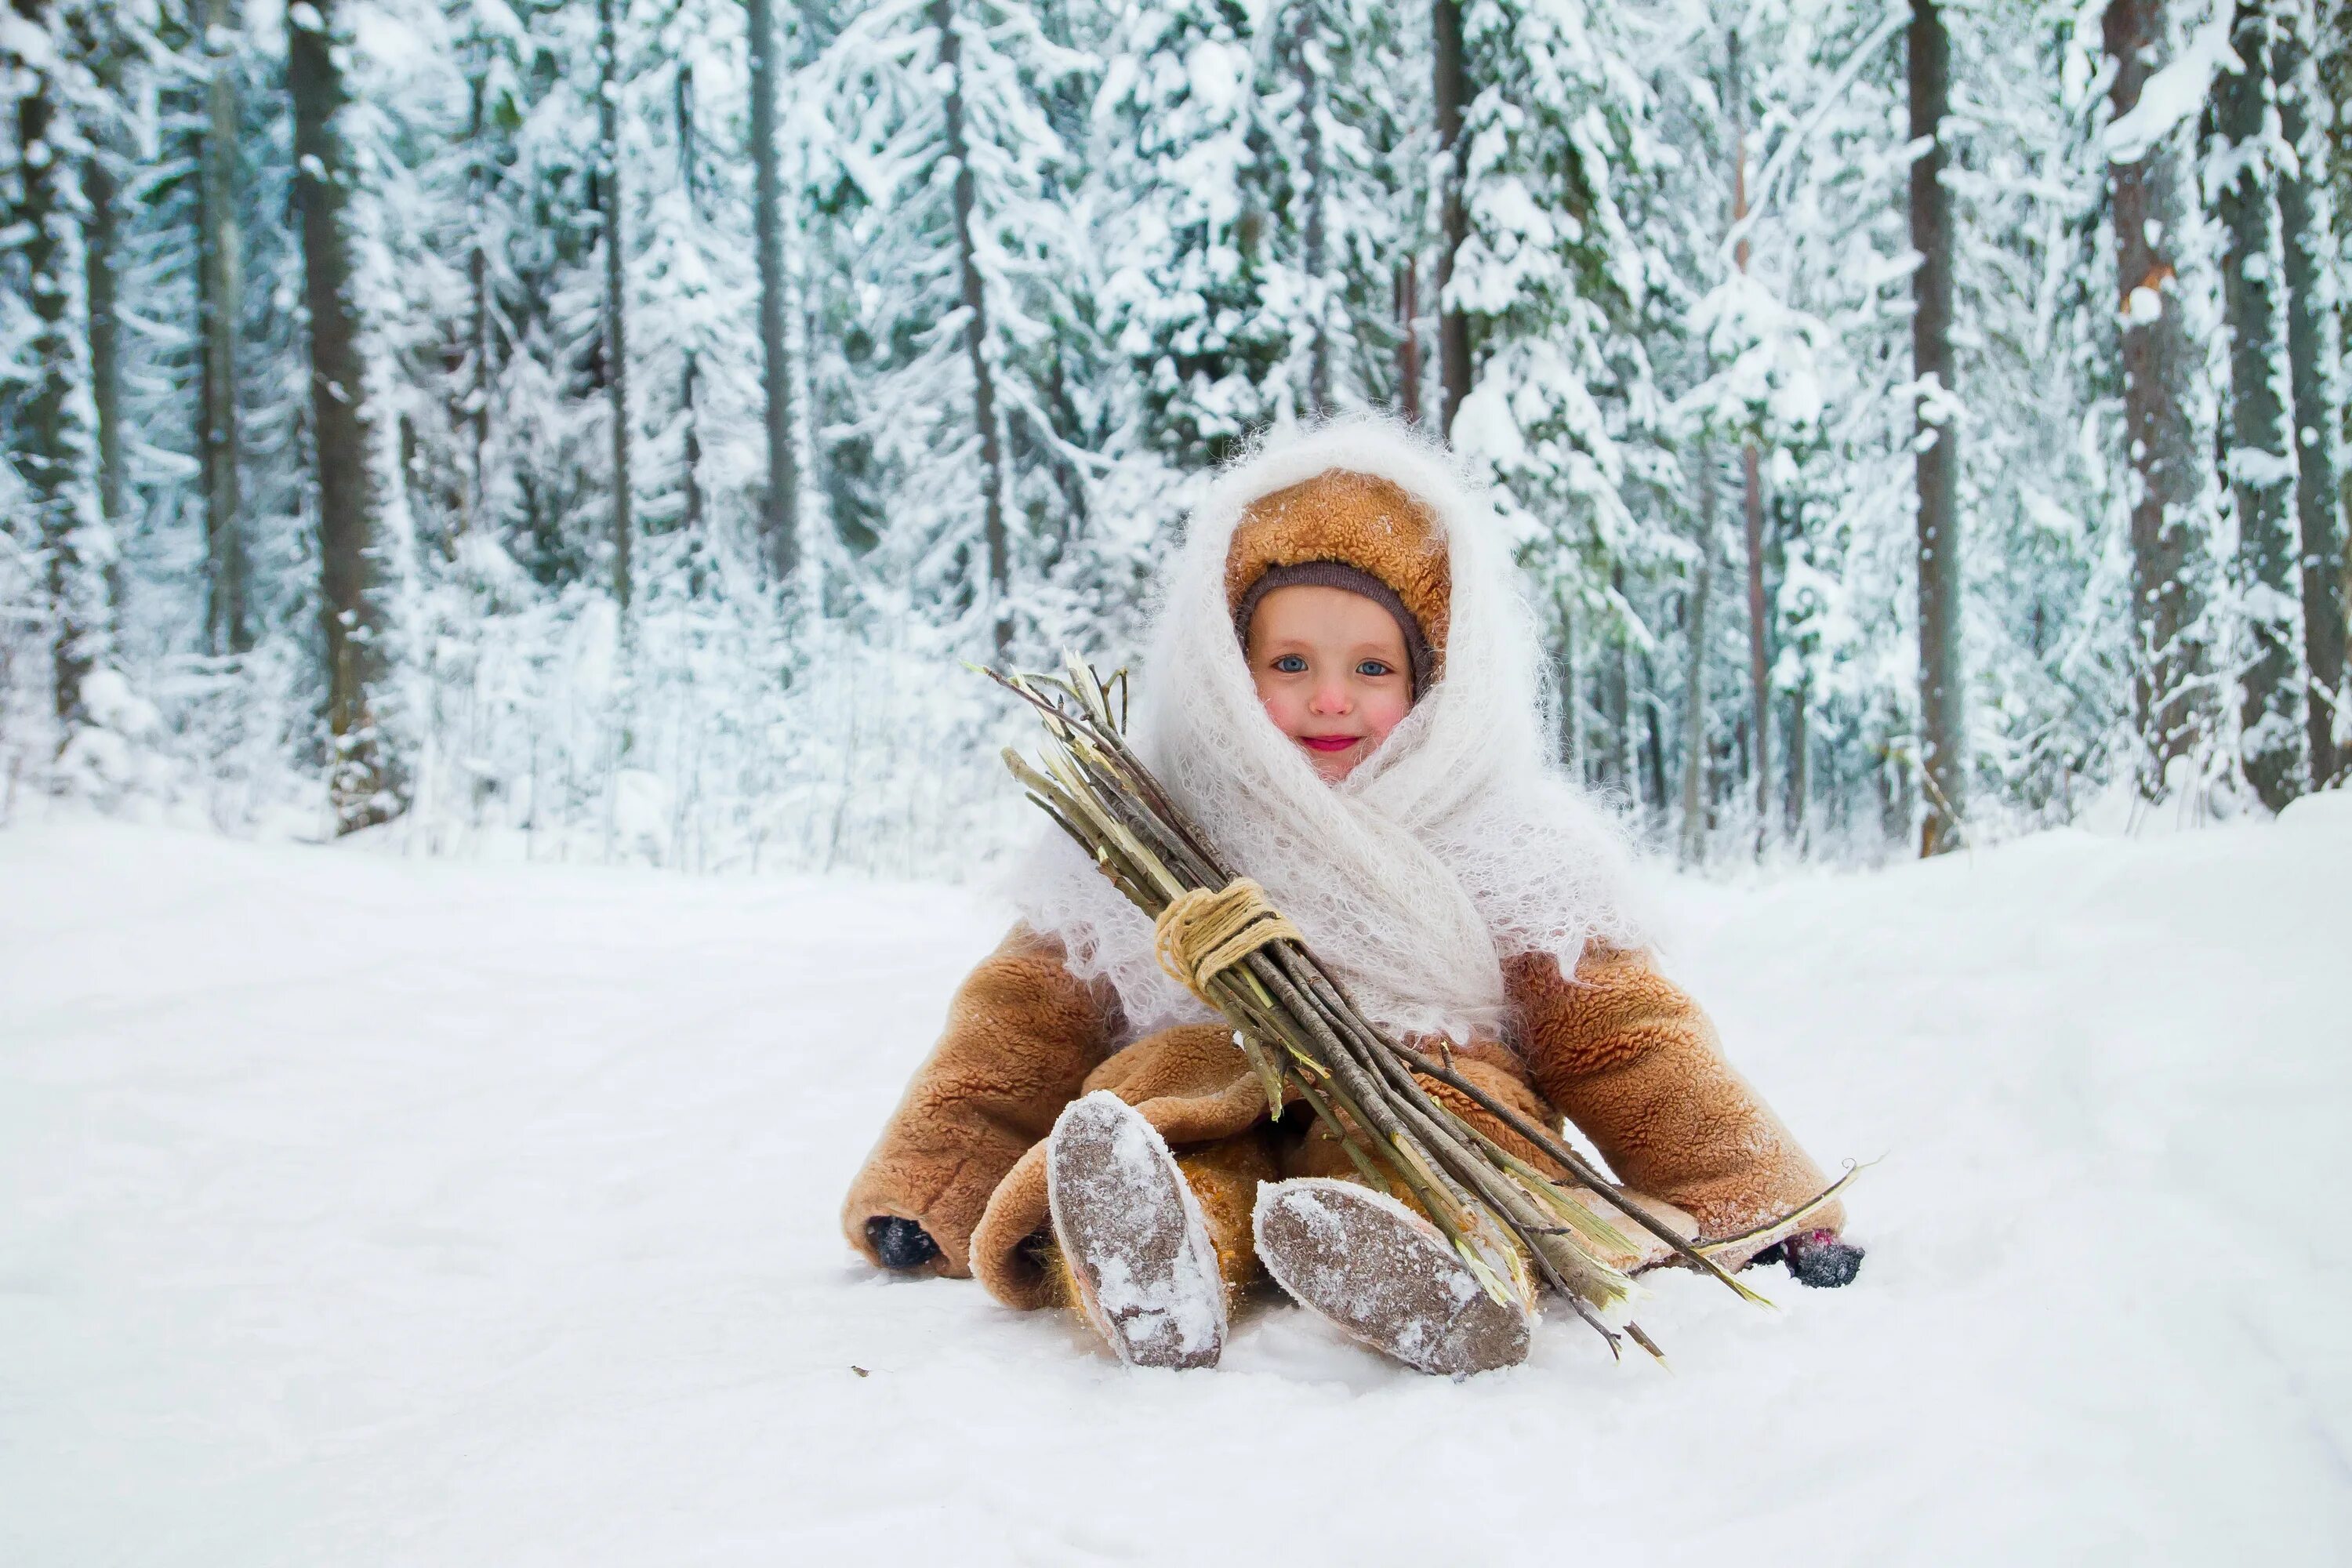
[1273,655,1308,673]
[1356,659,1393,678]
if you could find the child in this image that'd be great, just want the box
[842,419,1857,1375]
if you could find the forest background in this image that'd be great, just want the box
[3,0,2348,880]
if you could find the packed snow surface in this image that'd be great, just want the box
[5,802,2350,1564]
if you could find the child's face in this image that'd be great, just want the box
[1243,584,1415,783]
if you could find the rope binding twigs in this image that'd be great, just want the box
[1152,878,1301,1001]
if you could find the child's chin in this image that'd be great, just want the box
[1298,746,1361,781]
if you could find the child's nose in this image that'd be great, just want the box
[1309,676,1352,715]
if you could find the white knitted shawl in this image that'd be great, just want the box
[1007,417,1648,1047]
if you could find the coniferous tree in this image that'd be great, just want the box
[937,0,1008,656]
[1448,0,1672,776]
[748,0,799,582]
[2107,0,2212,796]
[1728,26,1773,848]
[1288,0,1331,416]
[8,0,2341,866]
[6,0,111,732]
[1432,0,1469,435]
[1680,439,1718,862]
[75,5,125,593]
[813,0,1094,657]
[1098,0,1283,472]
[1909,0,1964,853]
[2272,0,2347,786]
[2323,0,2352,658]
[289,0,392,827]
[2216,0,2307,810]
[196,0,249,651]
[597,0,635,618]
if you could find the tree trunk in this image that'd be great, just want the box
[1741,441,1770,844]
[1788,681,1809,837]
[1607,564,1635,794]
[1909,0,1965,854]
[676,64,706,564]
[2324,3,2352,684]
[2216,0,2307,811]
[1729,27,1770,849]
[2274,9,2347,787]
[597,0,633,615]
[9,0,107,731]
[1396,256,1421,425]
[1294,0,1330,417]
[682,351,706,540]
[2106,0,2209,797]
[465,40,491,532]
[935,0,1011,659]
[1432,0,1471,437]
[748,0,799,584]
[289,0,390,827]
[1641,648,1668,814]
[198,0,250,652]
[1681,441,1718,865]
[1552,584,1577,770]
[82,25,125,608]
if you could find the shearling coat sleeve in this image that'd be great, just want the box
[1507,946,1845,1247]
[840,925,1120,1277]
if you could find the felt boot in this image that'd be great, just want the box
[1253,1177,1532,1377]
[1045,1091,1227,1370]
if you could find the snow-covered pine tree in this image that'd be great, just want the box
[810,0,1096,659]
[194,0,250,651]
[1907,0,1965,854]
[1242,0,1425,429]
[1094,0,1283,474]
[74,1,129,622]
[1911,6,2110,829]
[10,0,2339,866]
[746,0,800,583]
[643,6,760,586]
[2107,0,2220,799]
[2213,0,2309,811]
[289,0,398,827]
[2270,0,2347,786]
[1445,0,1675,818]
[3,0,113,734]
[2322,0,2352,658]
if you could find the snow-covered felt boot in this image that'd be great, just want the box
[1252,1178,1532,1377]
[1044,1091,1227,1370]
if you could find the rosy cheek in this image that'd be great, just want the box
[1364,691,1411,741]
[1254,684,1298,733]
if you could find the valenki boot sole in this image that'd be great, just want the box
[1045,1091,1227,1370]
[1253,1178,1533,1377]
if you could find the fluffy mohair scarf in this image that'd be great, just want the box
[1008,418,1649,1047]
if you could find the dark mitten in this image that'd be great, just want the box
[1770,1227,1864,1288]
[866,1216,941,1271]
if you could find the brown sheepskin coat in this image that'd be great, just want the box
[842,925,1843,1308]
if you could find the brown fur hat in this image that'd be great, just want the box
[1222,470,1453,675]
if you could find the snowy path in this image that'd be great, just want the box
[4,807,2349,1565]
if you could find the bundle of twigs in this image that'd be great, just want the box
[984,654,1849,1360]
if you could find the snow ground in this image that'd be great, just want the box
[5,804,2350,1566]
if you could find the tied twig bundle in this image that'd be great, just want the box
[982,653,1850,1360]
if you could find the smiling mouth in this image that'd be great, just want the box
[1298,735,1360,753]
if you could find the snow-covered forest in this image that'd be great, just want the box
[4,0,2350,874]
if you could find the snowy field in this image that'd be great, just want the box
[5,804,2350,1566]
